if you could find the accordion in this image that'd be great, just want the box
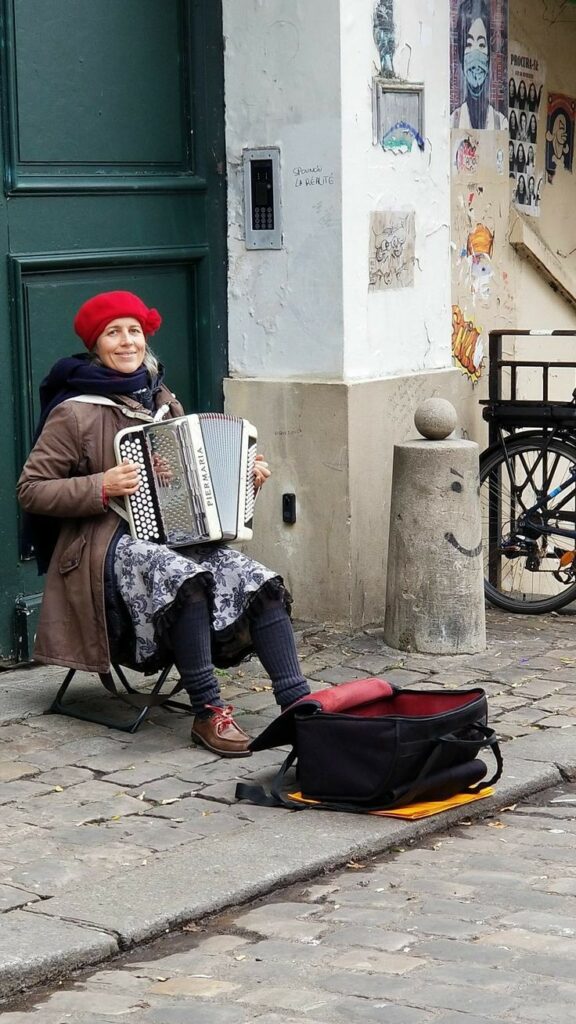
[113,413,258,547]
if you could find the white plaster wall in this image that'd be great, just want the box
[340,0,452,380]
[223,0,344,380]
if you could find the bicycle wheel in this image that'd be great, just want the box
[480,434,576,613]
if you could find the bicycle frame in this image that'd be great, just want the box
[494,424,576,538]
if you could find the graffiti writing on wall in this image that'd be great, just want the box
[452,305,484,381]
[450,0,508,131]
[545,93,575,183]
[368,211,416,290]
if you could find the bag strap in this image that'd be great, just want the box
[439,724,503,789]
[235,750,305,810]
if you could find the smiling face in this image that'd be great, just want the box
[94,317,146,373]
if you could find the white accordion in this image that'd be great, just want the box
[113,413,258,547]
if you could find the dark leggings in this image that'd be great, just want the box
[168,585,310,716]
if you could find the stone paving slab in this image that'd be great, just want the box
[0,911,117,998]
[7,779,576,1023]
[1,608,576,1002]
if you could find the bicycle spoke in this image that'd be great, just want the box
[480,435,576,613]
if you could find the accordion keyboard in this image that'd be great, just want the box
[116,433,164,543]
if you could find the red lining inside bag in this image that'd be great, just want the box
[307,679,482,718]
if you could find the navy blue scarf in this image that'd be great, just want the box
[24,354,164,573]
[35,353,155,442]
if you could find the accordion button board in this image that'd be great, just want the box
[114,413,258,548]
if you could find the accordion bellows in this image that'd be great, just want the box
[114,413,258,547]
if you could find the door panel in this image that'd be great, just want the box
[0,0,227,662]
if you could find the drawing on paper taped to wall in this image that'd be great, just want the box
[452,305,484,382]
[368,211,416,290]
[373,0,396,77]
[450,0,508,131]
[545,93,575,184]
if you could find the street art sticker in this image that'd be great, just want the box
[509,44,545,216]
[373,0,396,77]
[545,93,575,184]
[453,183,499,308]
[368,211,416,290]
[452,305,484,382]
[450,0,508,131]
[454,134,480,173]
[463,222,495,303]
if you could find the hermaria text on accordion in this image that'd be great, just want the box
[114,413,258,547]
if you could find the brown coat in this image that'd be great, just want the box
[17,386,184,673]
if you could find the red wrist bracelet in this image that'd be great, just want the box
[101,483,109,508]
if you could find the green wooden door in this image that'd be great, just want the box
[0,0,227,663]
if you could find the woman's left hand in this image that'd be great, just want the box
[253,454,271,491]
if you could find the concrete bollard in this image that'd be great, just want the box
[384,401,486,654]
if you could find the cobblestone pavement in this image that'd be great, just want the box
[4,778,576,1023]
[1,607,576,1002]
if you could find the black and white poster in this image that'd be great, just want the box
[508,44,545,216]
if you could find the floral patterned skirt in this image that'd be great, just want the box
[112,533,289,669]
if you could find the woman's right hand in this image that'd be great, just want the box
[103,461,141,497]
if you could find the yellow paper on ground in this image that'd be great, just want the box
[287,787,494,819]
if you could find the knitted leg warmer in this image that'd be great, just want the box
[249,598,311,709]
[168,589,223,717]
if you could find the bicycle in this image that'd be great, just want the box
[479,329,576,614]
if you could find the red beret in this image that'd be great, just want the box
[73,291,162,350]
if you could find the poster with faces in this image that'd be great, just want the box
[508,43,545,216]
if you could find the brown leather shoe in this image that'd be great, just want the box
[191,704,252,758]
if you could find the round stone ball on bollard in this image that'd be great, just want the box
[384,413,486,654]
[414,397,457,440]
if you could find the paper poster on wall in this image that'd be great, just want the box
[508,44,545,216]
[450,0,508,131]
[545,93,575,183]
[368,211,415,290]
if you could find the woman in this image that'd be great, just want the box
[515,142,527,175]
[515,173,527,205]
[509,109,519,140]
[450,0,508,130]
[508,140,516,177]
[528,113,538,145]
[527,82,538,112]
[516,78,527,111]
[508,77,516,111]
[519,111,528,142]
[527,175,536,206]
[527,144,535,169]
[18,291,311,758]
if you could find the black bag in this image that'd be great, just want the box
[235,677,503,813]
